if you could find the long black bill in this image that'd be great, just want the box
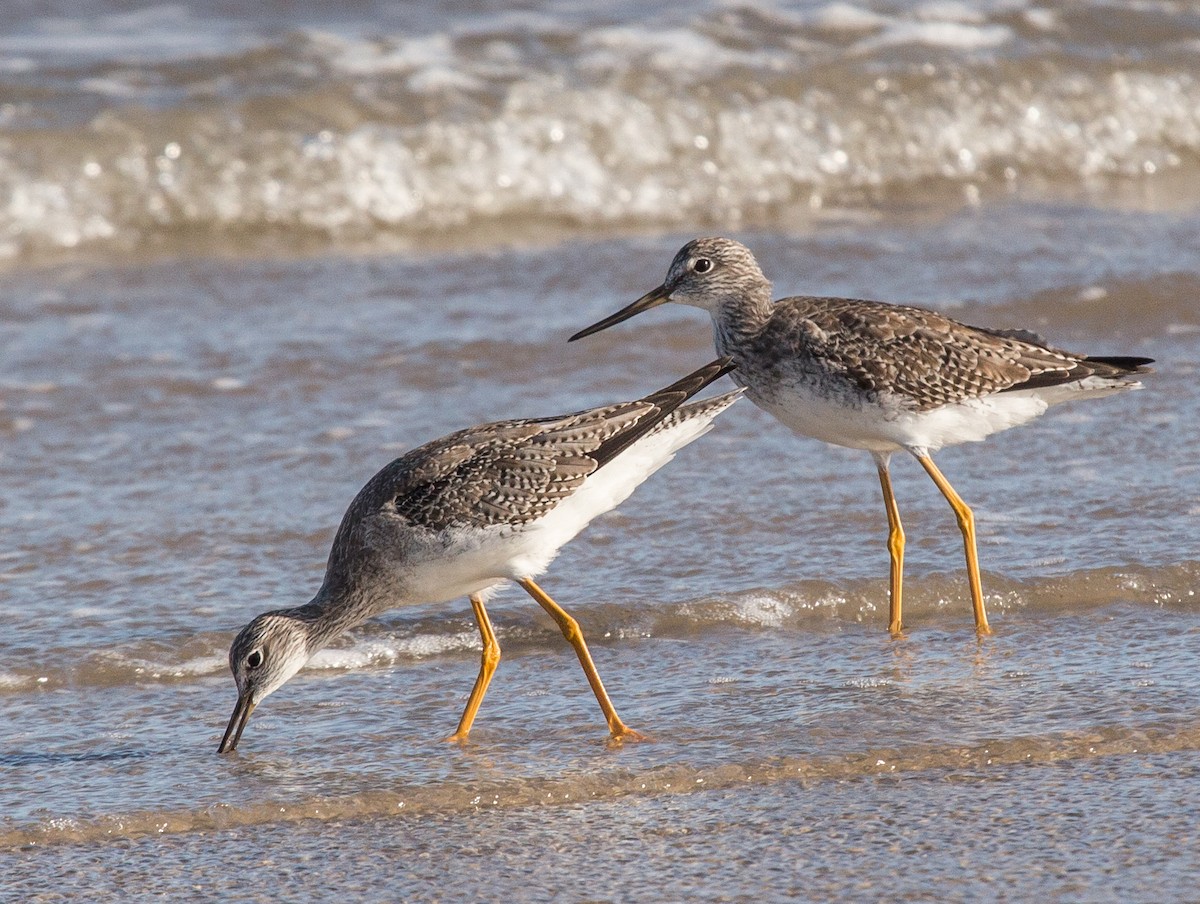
[568,284,671,342]
[218,694,256,753]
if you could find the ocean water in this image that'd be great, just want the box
[2,1,1199,900]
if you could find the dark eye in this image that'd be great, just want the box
[693,258,713,274]
[246,650,263,670]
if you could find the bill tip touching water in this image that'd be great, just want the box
[219,357,740,753]
[571,236,1153,637]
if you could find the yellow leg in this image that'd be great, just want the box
[519,577,645,742]
[445,593,502,742]
[876,458,906,637]
[915,455,992,635]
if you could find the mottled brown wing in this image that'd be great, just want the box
[345,357,734,532]
[362,413,605,531]
[451,401,656,526]
[769,297,1096,411]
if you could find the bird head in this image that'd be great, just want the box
[218,613,312,753]
[568,237,768,340]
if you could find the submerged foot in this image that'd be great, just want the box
[608,726,652,746]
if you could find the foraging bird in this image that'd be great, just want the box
[219,358,739,752]
[570,237,1152,636]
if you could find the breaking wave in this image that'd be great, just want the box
[3,1,1200,259]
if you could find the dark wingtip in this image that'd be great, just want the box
[640,356,737,410]
[589,357,736,469]
[1006,353,1156,393]
[1085,355,1155,374]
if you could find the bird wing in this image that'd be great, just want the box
[331,357,732,542]
[770,297,1113,411]
[369,401,664,530]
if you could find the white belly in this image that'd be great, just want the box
[748,381,1054,455]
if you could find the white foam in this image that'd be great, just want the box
[79,77,144,98]
[0,672,32,690]
[175,655,227,677]
[409,66,483,94]
[856,20,1013,52]
[809,3,891,32]
[318,30,483,93]
[581,26,790,76]
[132,654,227,679]
[3,10,1200,257]
[728,594,795,628]
[844,677,894,688]
[914,1,988,25]
[307,631,478,670]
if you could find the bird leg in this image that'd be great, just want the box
[519,577,646,743]
[446,593,502,742]
[874,454,906,637]
[915,455,992,635]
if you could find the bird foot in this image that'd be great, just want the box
[608,726,652,746]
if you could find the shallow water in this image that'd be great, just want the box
[2,0,1200,900]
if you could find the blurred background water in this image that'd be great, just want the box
[2,1,1198,900]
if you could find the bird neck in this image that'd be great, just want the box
[709,281,773,355]
[288,580,378,655]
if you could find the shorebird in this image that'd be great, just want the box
[218,358,739,752]
[570,237,1152,636]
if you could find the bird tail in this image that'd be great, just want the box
[666,387,744,428]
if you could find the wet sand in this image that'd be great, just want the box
[6,608,1200,900]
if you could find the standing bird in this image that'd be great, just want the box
[218,358,740,753]
[570,238,1151,636]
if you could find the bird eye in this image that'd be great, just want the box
[246,650,263,670]
[693,258,713,274]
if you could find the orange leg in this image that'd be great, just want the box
[875,456,906,637]
[519,577,646,743]
[445,593,501,742]
[915,455,992,635]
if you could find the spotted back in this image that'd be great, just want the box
[750,296,1150,411]
[338,357,736,536]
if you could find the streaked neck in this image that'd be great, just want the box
[287,580,380,655]
[710,283,772,355]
